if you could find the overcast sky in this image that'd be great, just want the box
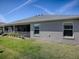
[0,0,79,23]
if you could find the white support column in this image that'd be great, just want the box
[13,25,16,32]
[3,26,5,33]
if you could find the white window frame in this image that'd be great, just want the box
[33,24,40,36]
[63,22,74,39]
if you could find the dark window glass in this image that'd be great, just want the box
[34,30,39,34]
[34,26,39,34]
[35,27,39,30]
[63,24,73,36]
[64,25,73,29]
[64,30,73,36]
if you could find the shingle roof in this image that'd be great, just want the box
[4,15,79,26]
[0,22,6,27]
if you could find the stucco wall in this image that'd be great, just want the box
[30,20,79,44]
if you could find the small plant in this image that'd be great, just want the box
[2,33,8,36]
[0,49,4,53]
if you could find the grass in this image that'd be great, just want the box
[0,36,79,59]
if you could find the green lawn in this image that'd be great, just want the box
[0,36,79,59]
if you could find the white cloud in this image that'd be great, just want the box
[33,4,55,15]
[7,0,32,15]
[0,14,6,22]
[58,0,78,13]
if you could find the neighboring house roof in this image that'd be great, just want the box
[2,15,79,26]
[0,22,6,27]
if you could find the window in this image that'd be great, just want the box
[34,24,40,34]
[63,23,73,37]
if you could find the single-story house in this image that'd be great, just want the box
[0,15,79,44]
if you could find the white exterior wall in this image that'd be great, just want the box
[73,21,79,44]
[30,21,63,41]
[30,20,79,44]
[40,22,63,42]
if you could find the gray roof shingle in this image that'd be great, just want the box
[2,15,79,26]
